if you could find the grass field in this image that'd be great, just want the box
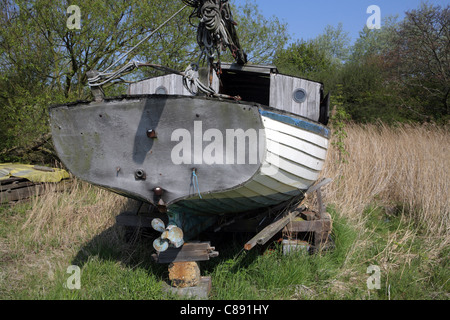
[0,123,448,300]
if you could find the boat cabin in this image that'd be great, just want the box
[128,63,329,125]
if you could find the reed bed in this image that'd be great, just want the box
[321,122,449,236]
[21,179,127,249]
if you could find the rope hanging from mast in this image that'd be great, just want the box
[183,0,247,66]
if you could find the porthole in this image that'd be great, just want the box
[155,86,168,95]
[293,88,307,103]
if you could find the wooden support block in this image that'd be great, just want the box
[300,210,318,221]
[284,219,332,234]
[314,231,330,248]
[153,242,218,264]
[0,179,36,192]
[283,217,333,252]
[316,188,327,219]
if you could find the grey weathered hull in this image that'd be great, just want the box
[50,95,265,205]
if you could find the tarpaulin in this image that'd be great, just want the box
[0,163,70,183]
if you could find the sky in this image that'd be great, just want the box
[231,0,449,44]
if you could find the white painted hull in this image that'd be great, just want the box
[174,110,330,217]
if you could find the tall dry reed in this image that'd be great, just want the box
[321,122,449,236]
[21,178,129,250]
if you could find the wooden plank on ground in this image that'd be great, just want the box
[0,178,28,186]
[0,180,38,192]
[244,207,304,251]
[0,181,68,203]
[1,184,42,203]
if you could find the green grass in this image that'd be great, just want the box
[0,197,448,300]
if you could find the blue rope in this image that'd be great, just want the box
[192,170,202,199]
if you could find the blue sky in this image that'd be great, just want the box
[231,0,449,44]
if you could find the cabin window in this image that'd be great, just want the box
[293,88,307,103]
[155,86,168,95]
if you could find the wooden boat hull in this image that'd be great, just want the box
[50,95,329,239]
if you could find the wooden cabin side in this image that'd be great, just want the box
[269,73,322,122]
[128,73,195,96]
[128,64,328,124]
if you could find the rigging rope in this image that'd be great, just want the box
[88,1,246,100]
[88,61,239,100]
[192,169,202,199]
[103,4,189,73]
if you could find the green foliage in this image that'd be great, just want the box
[2,190,448,300]
[273,40,331,77]
[350,16,399,63]
[329,85,350,163]
[311,22,351,64]
[1,0,448,164]
[226,0,290,65]
[338,57,413,124]
[388,3,450,121]
[273,3,449,125]
[359,205,450,300]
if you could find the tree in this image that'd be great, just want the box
[387,3,449,121]
[350,16,399,63]
[338,17,410,123]
[273,40,331,77]
[339,56,410,123]
[272,24,350,97]
[229,0,290,65]
[312,23,351,64]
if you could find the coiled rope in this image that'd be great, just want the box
[183,0,247,65]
